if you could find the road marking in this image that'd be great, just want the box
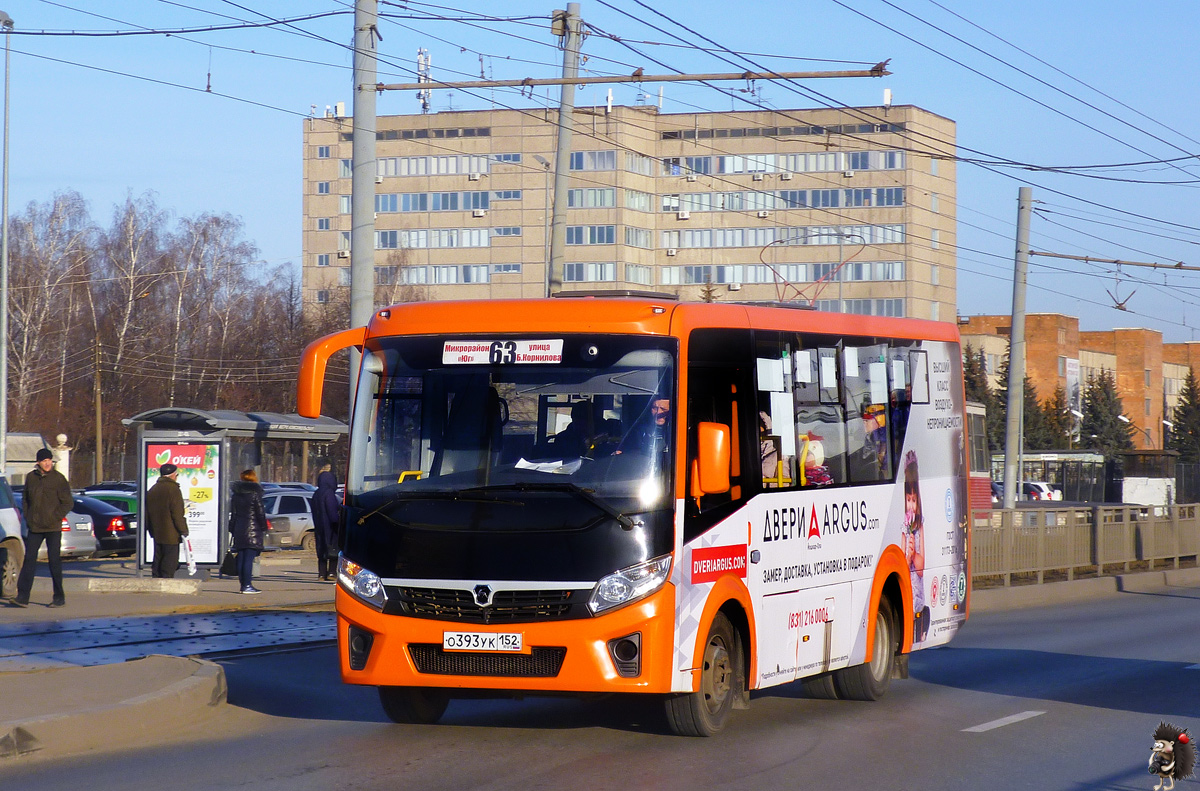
[962,711,1046,733]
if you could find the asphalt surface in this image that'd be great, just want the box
[0,551,1196,765]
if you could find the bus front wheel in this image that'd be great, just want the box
[665,613,740,736]
[378,686,449,724]
[832,598,895,701]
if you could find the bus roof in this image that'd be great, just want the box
[365,297,960,345]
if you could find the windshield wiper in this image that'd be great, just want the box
[355,490,500,525]
[462,482,636,530]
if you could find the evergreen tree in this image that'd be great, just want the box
[1168,368,1200,462]
[963,344,1003,459]
[1043,386,1073,450]
[1021,378,1055,450]
[1080,369,1135,459]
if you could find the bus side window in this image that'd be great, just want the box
[755,333,797,490]
[888,344,913,461]
[844,343,892,483]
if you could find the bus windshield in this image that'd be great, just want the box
[347,334,676,515]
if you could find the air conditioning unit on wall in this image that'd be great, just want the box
[752,173,765,181]
[779,172,793,181]
[676,211,690,220]
[666,248,678,256]
[757,211,770,219]
[337,250,350,258]
[468,173,481,181]
[472,209,487,218]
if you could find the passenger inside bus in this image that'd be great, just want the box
[618,397,670,455]
[796,407,845,485]
[552,400,594,458]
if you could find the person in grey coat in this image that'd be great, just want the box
[312,458,341,581]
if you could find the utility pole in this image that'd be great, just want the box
[94,337,102,484]
[349,0,378,410]
[547,3,581,296]
[1002,187,1032,509]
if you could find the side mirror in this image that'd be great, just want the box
[696,422,731,494]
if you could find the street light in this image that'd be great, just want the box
[532,154,551,298]
[0,10,12,482]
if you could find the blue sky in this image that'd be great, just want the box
[7,1,1200,339]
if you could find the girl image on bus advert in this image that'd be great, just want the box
[902,450,929,644]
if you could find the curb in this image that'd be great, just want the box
[970,576,1120,611]
[0,655,226,761]
[29,578,202,595]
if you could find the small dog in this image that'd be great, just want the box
[1149,721,1194,791]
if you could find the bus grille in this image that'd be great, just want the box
[390,587,577,623]
[408,644,566,677]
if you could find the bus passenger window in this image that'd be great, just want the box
[796,407,844,486]
[844,344,892,483]
[755,346,796,490]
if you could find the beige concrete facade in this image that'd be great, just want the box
[962,312,1196,449]
[300,104,957,317]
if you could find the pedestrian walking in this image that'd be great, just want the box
[12,448,74,607]
[146,463,189,578]
[312,458,341,581]
[229,469,268,594]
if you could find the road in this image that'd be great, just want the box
[3,585,1198,791]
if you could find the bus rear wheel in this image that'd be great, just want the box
[378,686,449,724]
[665,613,740,737]
[832,598,895,701]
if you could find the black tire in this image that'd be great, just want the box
[665,612,740,736]
[832,598,895,701]
[799,671,840,700]
[1,537,22,599]
[300,531,316,552]
[378,686,449,724]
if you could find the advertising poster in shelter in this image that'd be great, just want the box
[142,442,221,565]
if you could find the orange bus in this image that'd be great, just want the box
[298,293,971,735]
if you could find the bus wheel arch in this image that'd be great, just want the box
[832,591,898,701]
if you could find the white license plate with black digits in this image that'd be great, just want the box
[442,631,523,652]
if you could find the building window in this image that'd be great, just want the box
[317,254,330,267]
[569,151,616,171]
[339,159,352,179]
[1058,328,1067,345]
[316,290,330,304]
[492,226,521,237]
[316,145,330,159]
[1059,356,1067,376]
[492,190,522,200]
[317,218,331,231]
[567,188,615,208]
[339,195,351,214]
[931,193,939,213]
[625,189,653,212]
[1145,398,1152,416]
[626,263,652,285]
[566,225,616,245]
[564,262,615,282]
[493,263,522,274]
[339,231,351,250]
[432,266,459,284]
[625,226,652,249]
[463,264,490,283]
[1145,369,1152,387]
[930,302,940,321]
[317,182,331,195]
[338,268,351,287]
[930,229,940,250]
[931,158,939,176]
[492,153,522,164]
[930,264,939,286]
[625,152,654,176]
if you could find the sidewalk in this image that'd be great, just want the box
[0,551,335,762]
[2,556,1198,764]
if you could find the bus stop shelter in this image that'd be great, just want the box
[122,408,348,573]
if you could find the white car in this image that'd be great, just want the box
[1023,481,1062,501]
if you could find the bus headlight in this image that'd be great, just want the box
[588,555,672,615]
[337,554,388,611]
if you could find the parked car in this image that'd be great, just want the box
[86,489,138,516]
[12,491,98,560]
[82,481,136,494]
[71,495,137,557]
[1022,481,1063,501]
[264,481,317,492]
[0,478,24,597]
[262,488,316,550]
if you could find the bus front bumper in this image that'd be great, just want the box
[335,583,676,694]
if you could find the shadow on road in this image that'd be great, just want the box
[218,644,673,734]
[910,646,1200,720]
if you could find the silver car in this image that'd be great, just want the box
[262,489,316,550]
[13,492,97,560]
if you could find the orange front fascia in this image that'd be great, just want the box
[297,327,366,418]
[336,582,678,694]
[869,544,913,656]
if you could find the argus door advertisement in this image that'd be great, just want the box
[142,442,221,565]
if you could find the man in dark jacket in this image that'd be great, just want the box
[13,448,75,607]
[312,458,341,581]
[146,463,189,578]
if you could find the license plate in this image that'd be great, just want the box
[443,631,524,653]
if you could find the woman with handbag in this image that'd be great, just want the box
[229,469,268,594]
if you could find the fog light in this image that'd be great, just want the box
[348,625,374,671]
[606,632,641,677]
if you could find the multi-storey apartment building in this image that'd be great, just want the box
[301,104,956,317]
[961,313,1200,449]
